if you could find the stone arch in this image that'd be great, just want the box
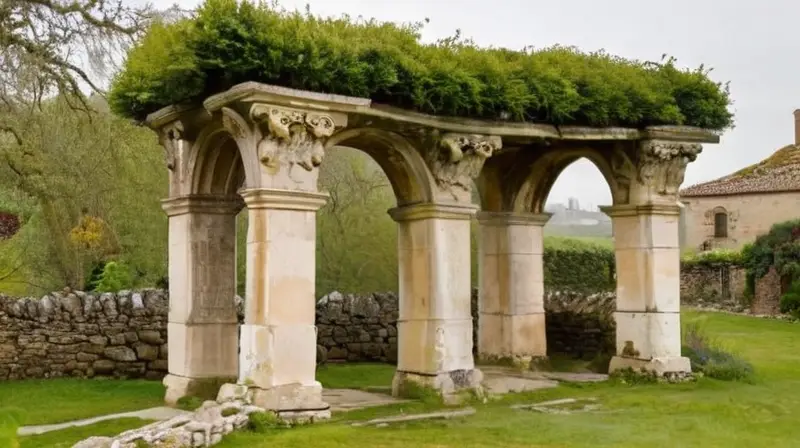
[512,148,619,213]
[187,115,253,196]
[325,128,437,206]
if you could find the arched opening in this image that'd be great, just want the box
[538,157,617,369]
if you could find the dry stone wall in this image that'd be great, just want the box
[0,289,168,381]
[1,287,619,379]
[680,264,748,312]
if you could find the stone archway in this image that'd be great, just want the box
[149,82,719,416]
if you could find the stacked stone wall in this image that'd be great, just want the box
[0,289,168,380]
[752,266,782,315]
[680,264,748,312]
[1,287,620,379]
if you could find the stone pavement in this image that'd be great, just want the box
[17,370,608,437]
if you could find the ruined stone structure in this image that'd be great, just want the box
[145,82,719,418]
[681,110,800,251]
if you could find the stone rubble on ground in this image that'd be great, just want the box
[71,384,266,448]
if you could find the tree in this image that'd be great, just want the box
[1,0,154,143]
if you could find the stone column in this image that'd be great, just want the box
[160,195,242,404]
[238,188,330,419]
[388,202,483,399]
[476,211,551,367]
[601,203,691,375]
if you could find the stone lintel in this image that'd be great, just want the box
[161,195,244,217]
[240,188,328,211]
[600,203,681,218]
[203,81,372,115]
[476,211,552,226]
[388,202,478,222]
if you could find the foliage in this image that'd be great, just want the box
[682,323,754,382]
[247,411,282,433]
[0,96,168,294]
[779,280,800,318]
[742,220,800,280]
[175,395,204,412]
[0,212,21,240]
[92,261,133,293]
[1,0,154,151]
[681,248,743,267]
[110,0,733,130]
[543,237,615,292]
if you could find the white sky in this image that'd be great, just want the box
[151,0,800,210]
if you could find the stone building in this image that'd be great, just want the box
[680,110,800,251]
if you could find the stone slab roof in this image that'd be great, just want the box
[680,144,800,197]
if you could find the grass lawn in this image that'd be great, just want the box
[218,311,800,448]
[19,418,156,448]
[0,378,164,426]
[3,311,799,447]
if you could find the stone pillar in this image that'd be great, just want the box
[388,203,483,399]
[476,211,551,367]
[160,195,242,404]
[601,203,691,375]
[238,188,330,419]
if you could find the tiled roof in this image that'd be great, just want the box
[680,145,800,197]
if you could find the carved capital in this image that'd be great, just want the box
[427,133,501,201]
[611,140,702,204]
[157,120,185,171]
[250,104,337,173]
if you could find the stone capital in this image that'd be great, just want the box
[425,133,502,203]
[610,140,702,205]
[388,202,478,222]
[249,104,345,172]
[475,211,552,227]
[600,203,681,218]
[240,188,328,211]
[161,195,244,217]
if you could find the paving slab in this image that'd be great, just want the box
[323,388,410,411]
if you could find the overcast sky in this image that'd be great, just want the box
[154,0,800,210]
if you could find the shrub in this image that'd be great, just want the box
[779,281,800,318]
[110,0,733,130]
[543,237,615,292]
[682,323,754,382]
[0,213,20,240]
[92,261,133,292]
[248,411,282,433]
[681,248,743,267]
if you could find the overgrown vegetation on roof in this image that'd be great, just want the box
[732,145,800,178]
[109,0,733,130]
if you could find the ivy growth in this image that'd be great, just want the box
[110,0,733,130]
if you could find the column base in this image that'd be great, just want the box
[392,369,484,404]
[248,382,330,415]
[217,382,331,423]
[609,356,692,377]
[163,374,236,405]
[477,354,549,371]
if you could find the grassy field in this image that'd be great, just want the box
[19,418,156,448]
[5,311,800,447]
[0,378,163,425]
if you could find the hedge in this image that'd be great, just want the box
[110,0,733,130]
[543,237,615,292]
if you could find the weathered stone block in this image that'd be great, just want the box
[134,343,159,361]
[104,346,137,362]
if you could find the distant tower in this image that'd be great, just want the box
[568,197,580,210]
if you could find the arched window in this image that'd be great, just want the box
[714,209,728,238]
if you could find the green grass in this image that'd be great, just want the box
[19,418,155,448]
[0,378,164,425]
[218,311,800,448]
[316,363,396,390]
